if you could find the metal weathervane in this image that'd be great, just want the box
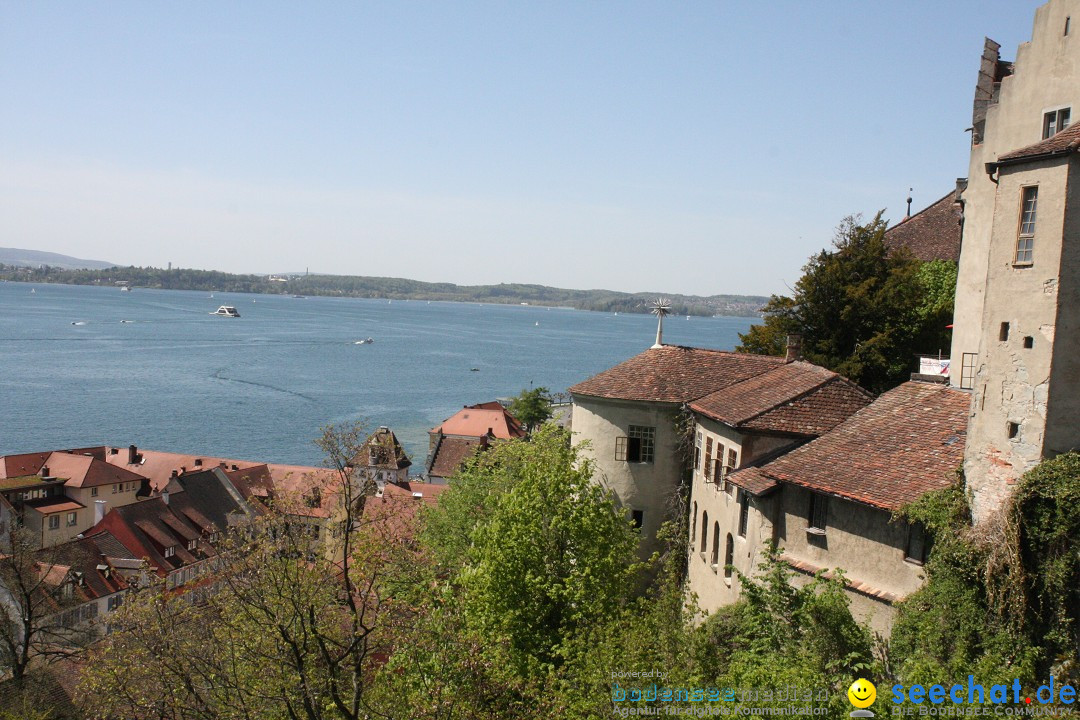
[650,297,671,348]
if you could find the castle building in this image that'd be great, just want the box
[950,0,1080,520]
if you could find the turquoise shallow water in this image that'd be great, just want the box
[0,282,755,466]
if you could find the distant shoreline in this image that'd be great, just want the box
[0,265,768,318]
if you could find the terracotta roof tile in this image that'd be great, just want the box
[570,346,786,403]
[727,466,779,496]
[428,436,486,479]
[740,376,875,436]
[884,192,962,262]
[998,122,1080,163]
[23,497,85,514]
[0,452,50,478]
[761,381,969,511]
[690,362,872,436]
[433,402,525,439]
[41,452,147,489]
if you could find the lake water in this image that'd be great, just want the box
[0,282,755,466]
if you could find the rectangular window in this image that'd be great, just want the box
[693,431,701,470]
[960,352,977,390]
[48,515,60,530]
[91,487,98,497]
[164,546,176,558]
[713,458,725,489]
[107,595,123,612]
[627,426,654,463]
[808,493,828,533]
[905,522,927,564]
[704,437,713,480]
[737,492,749,538]
[727,448,738,474]
[630,509,643,529]
[66,512,77,527]
[1043,108,1071,139]
[1016,186,1037,264]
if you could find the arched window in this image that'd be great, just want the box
[724,534,734,578]
[710,521,720,568]
[691,502,697,543]
[700,511,708,552]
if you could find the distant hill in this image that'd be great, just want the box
[0,247,115,270]
[0,263,769,317]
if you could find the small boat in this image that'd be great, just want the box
[210,306,241,317]
[71,321,86,326]
[354,337,374,345]
[120,286,131,292]
[535,321,539,326]
[120,320,133,324]
[470,368,480,372]
[292,294,306,298]
[30,288,35,294]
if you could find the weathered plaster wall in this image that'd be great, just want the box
[965,159,1069,520]
[570,395,682,558]
[953,0,1080,387]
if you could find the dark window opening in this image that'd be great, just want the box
[1066,16,1072,35]
[1023,336,1034,349]
[808,493,828,533]
[630,509,643,529]
[1007,421,1020,439]
[737,492,749,537]
[724,534,734,579]
[1000,322,1010,342]
[700,511,708,552]
[710,522,720,569]
[691,502,697,543]
[905,522,928,564]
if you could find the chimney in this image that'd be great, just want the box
[162,489,170,505]
[128,445,138,464]
[39,465,50,478]
[94,500,107,525]
[170,469,178,479]
[785,334,803,363]
[194,458,202,468]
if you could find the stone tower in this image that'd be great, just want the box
[952,0,1080,521]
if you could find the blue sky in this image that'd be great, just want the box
[0,1,1042,296]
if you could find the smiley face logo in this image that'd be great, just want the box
[847,678,876,709]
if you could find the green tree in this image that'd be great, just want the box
[0,527,89,684]
[79,422,414,720]
[506,387,553,434]
[737,213,954,393]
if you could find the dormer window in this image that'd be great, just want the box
[1043,107,1071,139]
[187,539,197,551]
[164,545,176,558]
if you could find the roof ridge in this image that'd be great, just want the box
[733,373,836,426]
[885,191,957,231]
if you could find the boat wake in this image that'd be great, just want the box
[211,368,314,401]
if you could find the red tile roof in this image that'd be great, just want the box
[761,381,969,511]
[433,402,525,439]
[40,451,148,489]
[740,376,875,436]
[427,436,486,479]
[884,192,962,262]
[0,452,50,478]
[690,361,872,435]
[727,466,779,496]
[998,122,1080,163]
[570,346,787,403]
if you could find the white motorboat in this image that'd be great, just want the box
[210,305,241,317]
